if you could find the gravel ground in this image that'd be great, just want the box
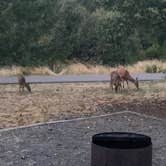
[0,112,165,166]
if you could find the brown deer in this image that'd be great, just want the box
[18,75,31,93]
[117,66,139,89]
[110,71,122,93]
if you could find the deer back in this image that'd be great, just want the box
[117,68,134,82]
[18,75,26,85]
[111,71,121,84]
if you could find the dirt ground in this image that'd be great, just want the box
[0,81,165,128]
[0,112,166,166]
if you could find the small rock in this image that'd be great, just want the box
[48,128,53,131]
[21,156,26,160]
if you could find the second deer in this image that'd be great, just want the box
[110,71,122,93]
[117,66,139,89]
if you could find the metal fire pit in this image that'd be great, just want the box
[91,132,152,166]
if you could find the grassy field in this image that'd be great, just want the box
[0,80,165,129]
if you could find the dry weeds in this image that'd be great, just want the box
[0,66,55,76]
[0,81,165,129]
[0,60,166,76]
[60,60,166,74]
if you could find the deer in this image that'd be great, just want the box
[18,75,31,93]
[110,71,122,93]
[117,66,139,90]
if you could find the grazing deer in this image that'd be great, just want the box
[110,71,122,93]
[117,66,139,89]
[18,75,31,93]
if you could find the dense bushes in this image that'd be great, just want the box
[0,0,165,66]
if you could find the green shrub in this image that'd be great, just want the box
[20,67,30,75]
[51,62,66,73]
[145,64,158,73]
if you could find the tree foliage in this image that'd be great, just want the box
[0,0,165,66]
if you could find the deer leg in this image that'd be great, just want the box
[115,86,117,92]
[117,85,120,92]
[119,83,122,92]
[110,82,114,91]
[122,80,125,89]
[115,85,118,93]
[112,84,114,91]
[126,80,129,89]
[119,84,122,92]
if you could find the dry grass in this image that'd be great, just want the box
[59,63,110,74]
[0,80,165,129]
[60,60,166,74]
[0,60,166,76]
[0,66,55,76]
[126,60,166,73]
[25,66,56,75]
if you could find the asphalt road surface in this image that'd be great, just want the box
[0,73,165,84]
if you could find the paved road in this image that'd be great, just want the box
[0,73,165,84]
